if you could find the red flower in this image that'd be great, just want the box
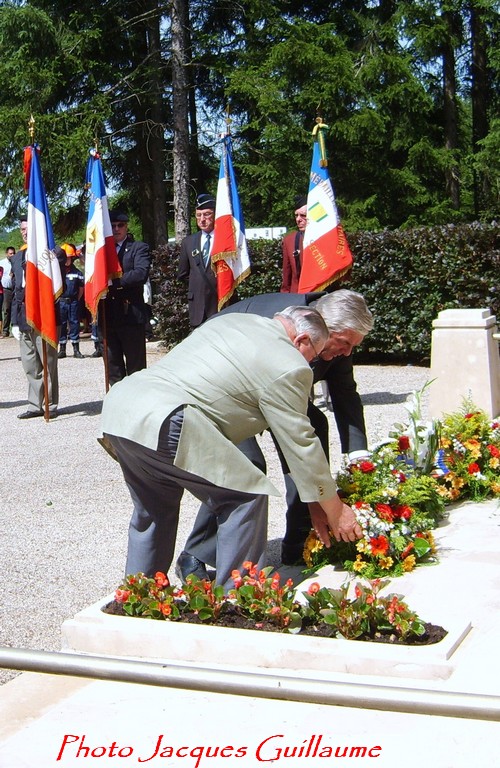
[307,582,321,595]
[160,603,172,616]
[370,535,390,556]
[468,462,480,475]
[398,435,410,451]
[487,444,500,458]
[391,469,407,483]
[393,504,413,521]
[115,589,131,603]
[358,460,376,473]
[375,503,394,522]
[154,571,169,588]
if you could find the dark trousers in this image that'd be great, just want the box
[107,416,267,591]
[184,402,330,562]
[59,300,80,343]
[106,323,147,385]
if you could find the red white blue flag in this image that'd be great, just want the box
[211,135,251,309]
[84,149,122,320]
[298,123,353,293]
[24,144,63,348]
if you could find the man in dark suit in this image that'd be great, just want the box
[102,211,151,385]
[178,193,218,328]
[176,288,374,580]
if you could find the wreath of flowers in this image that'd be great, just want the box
[304,389,500,579]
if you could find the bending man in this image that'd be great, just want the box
[177,289,373,580]
[101,306,362,591]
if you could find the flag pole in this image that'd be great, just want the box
[27,115,51,423]
[91,139,110,394]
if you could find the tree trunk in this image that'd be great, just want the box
[470,2,490,216]
[442,10,460,210]
[171,0,191,242]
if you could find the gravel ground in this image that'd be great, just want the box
[0,333,431,684]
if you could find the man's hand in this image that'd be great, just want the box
[310,495,363,547]
[11,325,21,341]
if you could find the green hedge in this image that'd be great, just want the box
[150,221,500,362]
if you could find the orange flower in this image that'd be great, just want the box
[370,535,389,556]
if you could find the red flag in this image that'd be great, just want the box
[298,123,353,293]
[211,135,251,309]
[25,144,63,348]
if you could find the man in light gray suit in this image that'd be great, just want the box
[101,306,362,591]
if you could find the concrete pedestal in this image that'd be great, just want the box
[429,308,500,419]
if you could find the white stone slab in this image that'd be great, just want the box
[62,593,471,682]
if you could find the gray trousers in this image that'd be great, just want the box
[19,327,59,413]
[107,413,268,592]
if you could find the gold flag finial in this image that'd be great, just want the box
[312,116,328,168]
[28,114,35,142]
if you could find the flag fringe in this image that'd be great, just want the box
[26,319,58,349]
[217,265,251,311]
[313,263,352,294]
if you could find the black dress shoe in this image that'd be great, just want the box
[17,410,44,420]
[281,542,306,566]
[175,551,209,582]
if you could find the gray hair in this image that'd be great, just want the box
[274,305,329,346]
[310,289,374,336]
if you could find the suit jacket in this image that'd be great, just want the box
[178,231,217,327]
[280,230,303,293]
[219,292,368,454]
[103,237,151,327]
[101,313,337,502]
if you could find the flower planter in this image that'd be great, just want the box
[62,592,471,683]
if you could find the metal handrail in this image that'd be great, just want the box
[1,646,499,722]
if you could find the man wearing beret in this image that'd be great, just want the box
[177,193,218,328]
[103,211,151,385]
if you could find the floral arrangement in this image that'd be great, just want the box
[304,390,500,579]
[111,563,430,642]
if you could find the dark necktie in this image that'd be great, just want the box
[202,234,211,267]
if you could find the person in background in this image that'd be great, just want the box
[100,211,151,385]
[280,195,307,293]
[57,243,85,359]
[11,219,65,419]
[0,246,15,337]
[177,193,218,329]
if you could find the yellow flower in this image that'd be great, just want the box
[356,538,370,554]
[423,530,437,554]
[440,437,452,449]
[464,439,481,459]
[303,530,324,567]
[489,457,499,469]
[491,482,500,495]
[402,555,417,572]
[379,556,394,570]
[353,555,368,572]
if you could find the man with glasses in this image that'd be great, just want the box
[280,195,308,293]
[178,193,218,329]
[101,211,151,385]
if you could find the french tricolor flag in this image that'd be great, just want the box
[24,144,63,348]
[84,149,122,321]
[299,130,353,293]
[211,135,251,310]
